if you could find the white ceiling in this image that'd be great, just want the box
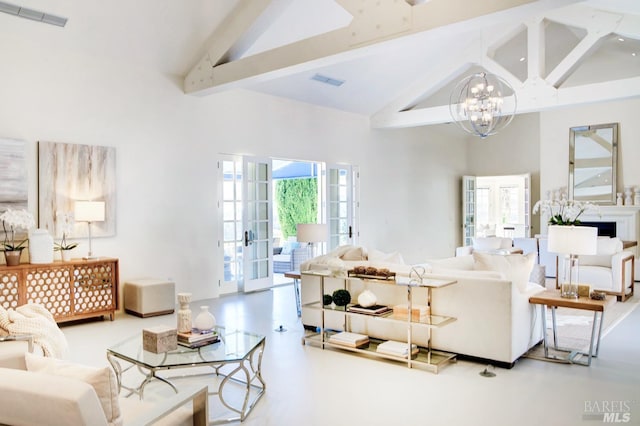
[2,0,639,128]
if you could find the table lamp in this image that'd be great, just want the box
[74,200,105,259]
[547,225,597,298]
[296,223,327,259]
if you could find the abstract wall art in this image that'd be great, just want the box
[38,141,116,239]
[0,137,28,212]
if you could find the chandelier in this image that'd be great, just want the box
[449,72,517,139]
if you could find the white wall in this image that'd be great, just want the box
[539,98,640,230]
[0,36,465,302]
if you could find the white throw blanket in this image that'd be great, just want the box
[0,304,68,358]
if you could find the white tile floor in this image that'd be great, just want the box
[62,283,640,426]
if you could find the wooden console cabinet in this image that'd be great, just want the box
[0,257,119,322]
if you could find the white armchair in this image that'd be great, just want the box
[556,237,635,301]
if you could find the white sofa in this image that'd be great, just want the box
[426,255,544,366]
[301,248,545,367]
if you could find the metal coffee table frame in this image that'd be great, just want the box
[107,326,265,424]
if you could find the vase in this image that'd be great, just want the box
[4,250,22,266]
[177,293,193,333]
[193,306,216,331]
[616,193,623,206]
[624,187,633,206]
[29,229,54,264]
[61,250,73,262]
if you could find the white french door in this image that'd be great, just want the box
[242,157,273,292]
[462,173,532,246]
[219,156,359,294]
[218,156,243,295]
[462,175,476,247]
[322,164,359,250]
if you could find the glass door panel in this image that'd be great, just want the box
[219,157,243,295]
[462,175,476,246]
[325,164,359,250]
[243,157,273,292]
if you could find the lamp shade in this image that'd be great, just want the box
[547,225,597,255]
[296,224,327,243]
[74,201,105,222]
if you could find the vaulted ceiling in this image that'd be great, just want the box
[185,0,640,129]
[3,0,639,129]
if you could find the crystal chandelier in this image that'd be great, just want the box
[449,72,517,139]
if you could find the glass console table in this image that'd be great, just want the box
[301,270,457,373]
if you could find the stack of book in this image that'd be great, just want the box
[328,331,369,348]
[376,340,419,358]
[177,329,219,348]
[347,304,393,316]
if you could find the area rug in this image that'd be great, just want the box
[524,295,639,361]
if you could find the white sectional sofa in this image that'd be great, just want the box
[301,247,545,367]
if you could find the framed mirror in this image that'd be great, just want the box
[569,123,618,204]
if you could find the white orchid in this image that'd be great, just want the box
[533,199,598,225]
[55,210,78,251]
[1,208,35,251]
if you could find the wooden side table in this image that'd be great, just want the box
[529,290,615,366]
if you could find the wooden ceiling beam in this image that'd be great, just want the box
[184,0,536,95]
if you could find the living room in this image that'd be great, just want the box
[1,1,639,425]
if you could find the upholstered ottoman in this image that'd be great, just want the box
[124,278,175,317]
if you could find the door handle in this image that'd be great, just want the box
[348,226,352,239]
[244,231,249,247]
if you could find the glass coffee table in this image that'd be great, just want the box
[107,326,265,424]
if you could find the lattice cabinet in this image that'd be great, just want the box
[0,258,118,322]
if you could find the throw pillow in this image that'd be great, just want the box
[341,247,366,261]
[281,241,300,255]
[472,237,503,251]
[25,352,122,426]
[473,252,536,293]
[368,249,405,264]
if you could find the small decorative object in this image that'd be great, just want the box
[357,290,377,308]
[577,284,591,298]
[590,291,606,301]
[193,306,216,331]
[353,266,367,274]
[616,193,623,206]
[634,188,640,206]
[54,211,78,261]
[28,229,54,264]
[624,187,633,206]
[322,294,333,306]
[142,325,177,353]
[177,293,192,333]
[331,289,351,307]
[1,208,35,266]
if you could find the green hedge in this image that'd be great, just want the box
[275,178,317,239]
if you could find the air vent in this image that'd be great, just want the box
[311,73,345,87]
[0,1,67,27]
